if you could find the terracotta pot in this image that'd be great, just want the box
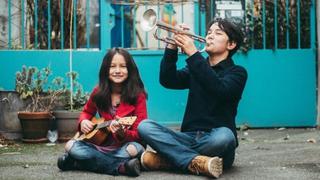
[53,110,80,142]
[18,111,52,143]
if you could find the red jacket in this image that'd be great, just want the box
[78,87,148,144]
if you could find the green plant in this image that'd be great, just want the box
[25,0,86,49]
[59,71,89,111]
[15,66,66,112]
[243,0,312,50]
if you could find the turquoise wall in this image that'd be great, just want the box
[0,49,316,127]
[0,0,317,127]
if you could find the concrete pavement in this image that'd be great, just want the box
[0,128,319,180]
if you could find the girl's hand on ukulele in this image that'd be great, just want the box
[81,119,94,134]
[110,120,125,141]
[109,120,121,133]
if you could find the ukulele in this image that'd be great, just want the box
[73,116,137,145]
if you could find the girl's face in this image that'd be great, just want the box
[108,53,128,85]
[205,23,230,54]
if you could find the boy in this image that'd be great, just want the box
[138,18,247,178]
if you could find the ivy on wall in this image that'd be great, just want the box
[243,0,312,51]
[26,0,86,49]
[1,0,99,49]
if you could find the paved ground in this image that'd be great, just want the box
[0,128,319,180]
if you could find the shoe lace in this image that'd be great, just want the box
[190,157,206,175]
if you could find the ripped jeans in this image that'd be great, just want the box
[67,141,144,175]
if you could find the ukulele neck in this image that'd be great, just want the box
[96,120,113,129]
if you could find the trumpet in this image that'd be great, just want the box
[140,9,206,48]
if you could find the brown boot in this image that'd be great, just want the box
[140,151,173,171]
[188,155,223,178]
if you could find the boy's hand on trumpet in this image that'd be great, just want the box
[174,24,198,56]
[166,24,187,50]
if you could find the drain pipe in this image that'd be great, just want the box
[317,0,319,128]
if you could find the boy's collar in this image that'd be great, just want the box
[209,57,234,69]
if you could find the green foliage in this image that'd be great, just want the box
[25,0,86,49]
[59,71,89,111]
[15,66,89,112]
[242,0,312,50]
[15,66,66,112]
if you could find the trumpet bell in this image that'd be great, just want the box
[140,9,157,32]
[140,8,206,51]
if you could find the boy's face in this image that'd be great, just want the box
[205,23,235,56]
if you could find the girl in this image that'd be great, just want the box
[57,48,148,176]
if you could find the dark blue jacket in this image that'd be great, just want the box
[160,48,247,144]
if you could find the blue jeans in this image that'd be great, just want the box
[67,141,144,175]
[138,120,236,170]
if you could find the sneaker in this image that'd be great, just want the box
[188,155,223,178]
[57,153,76,171]
[124,158,141,177]
[140,151,173,171]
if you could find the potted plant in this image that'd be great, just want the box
[53,71,89,142]
[15,66,65,143]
